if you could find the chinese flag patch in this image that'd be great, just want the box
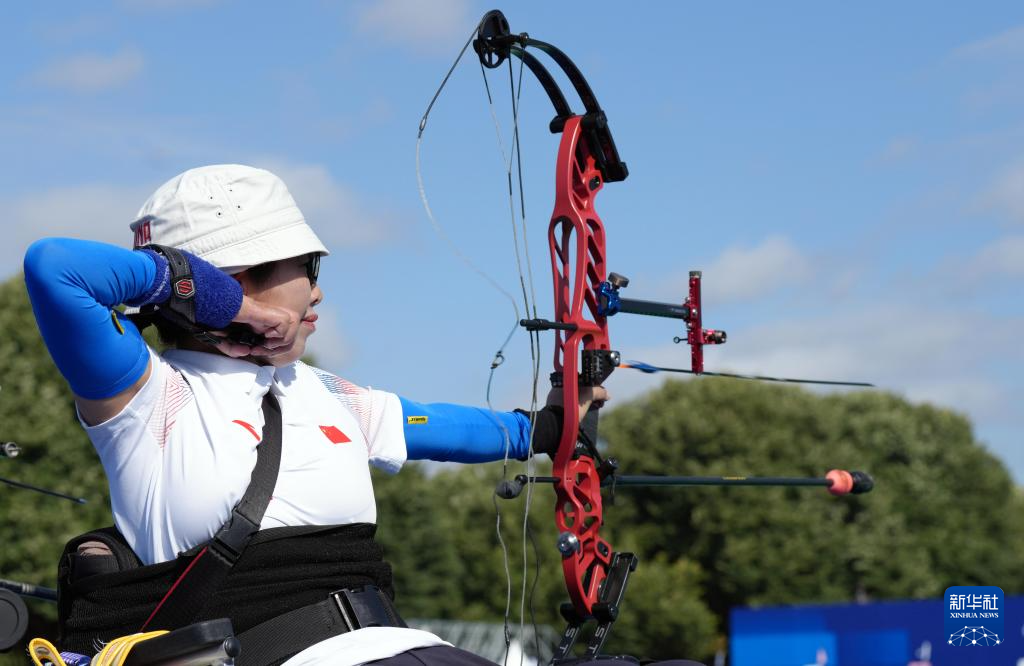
[319,425,351,444]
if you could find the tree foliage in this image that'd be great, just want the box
[0,275,115,662]
[375,379,1024,662]
[1,272,1021,664]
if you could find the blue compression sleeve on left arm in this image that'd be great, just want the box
[400,398,533,462]
[25,239,245,400]
[24,238,155,399]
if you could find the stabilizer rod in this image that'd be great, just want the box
[0,578,57,602]
[0,475,88,504]
[506,470,873,497]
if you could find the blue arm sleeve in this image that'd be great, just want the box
[24,238,159,399]
[400,397,534,462]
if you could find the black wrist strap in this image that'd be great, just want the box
[140,244,221,345]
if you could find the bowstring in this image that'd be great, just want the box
[416,22,544,665]
[478,55,519,665]
[505,52,544,666]
[482,49,543,666]
[416,23,522,330]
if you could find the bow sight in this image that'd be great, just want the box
[422,9,877,663]
[597,271,727,374]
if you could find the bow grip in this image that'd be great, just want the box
[580,405,599,447]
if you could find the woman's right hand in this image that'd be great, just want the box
[215,295,301,358]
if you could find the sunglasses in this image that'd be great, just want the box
[304,254,320,286]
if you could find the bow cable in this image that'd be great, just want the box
[484,47,545,666]
[416,20,546,665]
[504,53,546,666]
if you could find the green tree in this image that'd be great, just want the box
[374,457,721,662]
[600,379,1024,630]
[376,378,1024,663]
[0,275,114,660]
[370,464,466,618]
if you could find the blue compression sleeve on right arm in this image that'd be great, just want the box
[400,398,534,462]
[24,239,158,399]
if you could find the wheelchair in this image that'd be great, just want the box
[28,618,240,666]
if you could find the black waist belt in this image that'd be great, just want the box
[236,585,407,666]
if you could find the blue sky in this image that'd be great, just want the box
[2,1,1022,480]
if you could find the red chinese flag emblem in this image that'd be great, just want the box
[319,425,351,444]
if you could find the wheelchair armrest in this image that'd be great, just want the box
[123,619,240,666]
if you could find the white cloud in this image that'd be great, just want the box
[981,163,1024,224]
[118,0,221,9]
[960,77,1024,113]
[928,234,1024,298]
[258,161,397,248]
[302,303,350,373]
[0,183,150,277]
[907,378,1007,420]
[0,162,394,280]
[354,0,473,53]
[33,48,144,93]
[606,288,1024,477]
[34,16,108,42]
[965,235,1024,278]
[624,304,1020,422]
[876,137,916,164]
[952,24,1024,60]
[697,236,812,305]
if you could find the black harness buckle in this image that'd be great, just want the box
[208,506,260,563]
[331,586,406,631]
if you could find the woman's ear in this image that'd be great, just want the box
[232,262,279,295]
[233,269,252,295]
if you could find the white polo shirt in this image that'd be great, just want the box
[81,347,450,665]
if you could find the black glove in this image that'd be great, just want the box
[513,405,565,460]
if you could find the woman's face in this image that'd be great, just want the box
[237,254,323,366]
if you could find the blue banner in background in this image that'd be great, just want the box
[731,595,1022,666]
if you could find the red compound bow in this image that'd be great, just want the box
[423,10,876,662]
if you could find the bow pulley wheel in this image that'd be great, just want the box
[473,10,516,69]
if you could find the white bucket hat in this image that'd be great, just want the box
[130,164,329,274]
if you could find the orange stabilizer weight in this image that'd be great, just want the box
[826,469,854,496]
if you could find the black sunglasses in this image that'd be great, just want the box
[304,254,320,286]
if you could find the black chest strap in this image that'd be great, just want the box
[141,392,283,631]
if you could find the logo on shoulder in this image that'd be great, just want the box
[945,585,1003,646]
[173,278,195,299]
[132,216,153,248]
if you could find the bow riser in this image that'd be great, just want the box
[556,458,611,608]
[549,115,614,616]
